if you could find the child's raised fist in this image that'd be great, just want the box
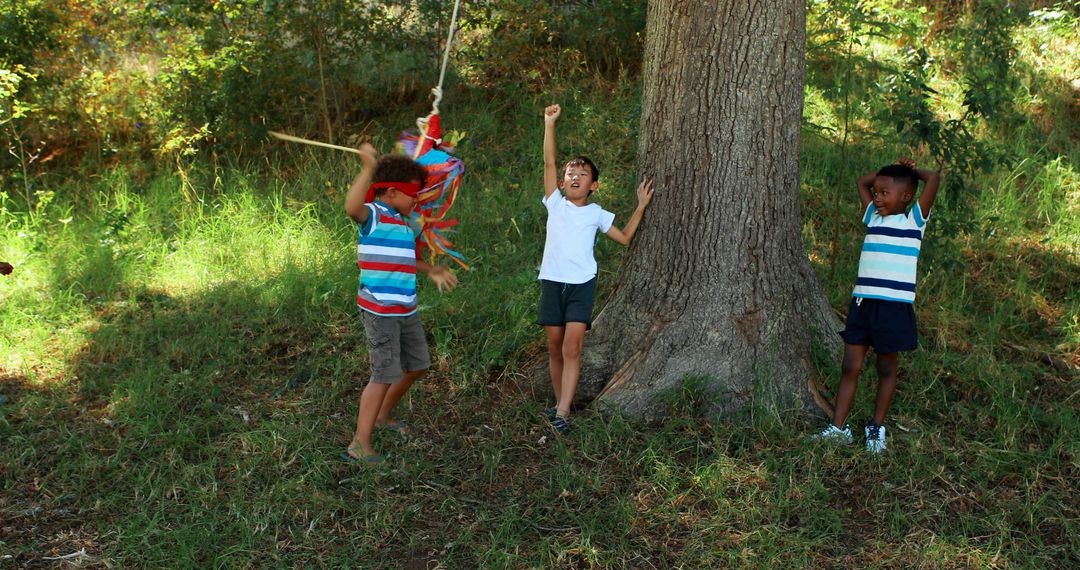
[544,104,561,124]
[357,142,377,165]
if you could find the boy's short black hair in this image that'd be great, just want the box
[372,154,426,196]
[876,164,919,192]
[564,156,600,181]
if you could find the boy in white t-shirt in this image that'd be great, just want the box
[538,103,655,433]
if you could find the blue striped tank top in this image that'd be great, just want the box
[357,201,419,316]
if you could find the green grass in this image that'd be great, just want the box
[2,15,1079,570]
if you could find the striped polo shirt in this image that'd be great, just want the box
[851,202,929,304]
[357,201,420,316]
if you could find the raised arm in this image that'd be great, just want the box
[344,143,378,224]
[605,179,655,246]
[915,167,941,217]
[543,104,561,198]
[856,170,876,211]
[896,157,941,217]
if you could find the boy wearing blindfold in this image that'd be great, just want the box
[342,143,459,463]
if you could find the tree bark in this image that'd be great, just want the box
[578,0,840,422]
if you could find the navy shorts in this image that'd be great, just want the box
[537,278,597,329]
[839,297,918,353]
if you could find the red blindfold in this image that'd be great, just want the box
[365,182,422,203]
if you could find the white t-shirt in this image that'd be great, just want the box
[538,191,616,284]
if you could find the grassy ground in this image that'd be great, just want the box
[2,15,1079,570]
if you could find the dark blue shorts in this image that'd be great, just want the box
[839,297,918,353]
[537,278,597,329]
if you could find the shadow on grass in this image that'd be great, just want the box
[1009,57,1080,159]
[4,133,1077,567]
[2,259,380,565]
[5,237,1077,566]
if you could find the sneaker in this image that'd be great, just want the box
[543,407,557,420]
[811,423,853,444]
[550,415,571,434]
[864,422,886,454]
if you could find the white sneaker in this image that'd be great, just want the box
[865,423,886,454]
[811,423,853,444]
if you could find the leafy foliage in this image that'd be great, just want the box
[0,0,647,184]
[807,1,1028,184]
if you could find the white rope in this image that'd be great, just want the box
[431,0,462,114]
[272,2,463,155]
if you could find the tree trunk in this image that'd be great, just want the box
[578,0,840,422]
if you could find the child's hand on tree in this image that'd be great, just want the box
[427,266,458,292]
[636,178,655,209]
[544,104,561,125]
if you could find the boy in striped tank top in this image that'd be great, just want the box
[342,143,459,463]
[814,158,941,453]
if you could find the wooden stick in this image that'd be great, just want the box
[268,131,359,154]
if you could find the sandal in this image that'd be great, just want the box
[378,420,410,435]
[340,450,385,464]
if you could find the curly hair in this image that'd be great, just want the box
[372,154,426,196]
